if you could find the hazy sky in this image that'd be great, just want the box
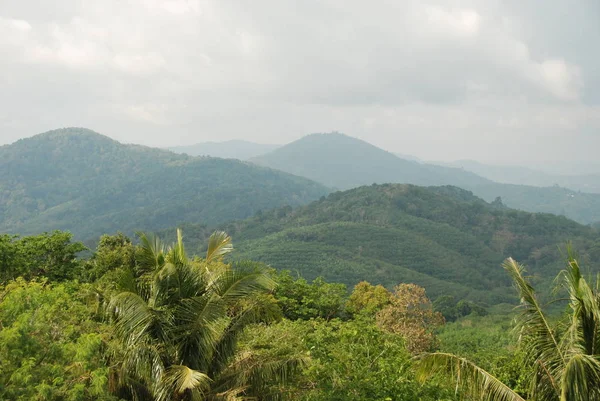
[1,0,599,165]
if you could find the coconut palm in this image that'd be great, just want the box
[416,253,600,401]
[109,229,301,401]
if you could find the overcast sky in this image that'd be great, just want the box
[1,0,599,166]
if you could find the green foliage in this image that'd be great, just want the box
[418,255,600,401]
[0,279,116,401]
[83,233,136,282]
[437,312,527,392]
[273,271,348,320]
[176,184,600,305]
[108,230,298,401]
[346,281,391,316]
[0,231,86,282]
[296,318,453,401]
[251,132,600,224]
[433,295,488,322]
[0,128,329,240]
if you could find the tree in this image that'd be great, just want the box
[0,231,86,282]
[84,232,136,282]
[417,254,600,401]
[346,281,391,316]
[109,230,300,401]
[376,283,444,354]
[273,271,347,320]
[294,318,452,401]
[0,279,116,400]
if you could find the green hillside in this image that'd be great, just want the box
[170,184,600,304]
[251,133,600,224]
[0,128,329,239]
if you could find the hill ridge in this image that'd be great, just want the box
[251,132,600,224]
[0,128,329,239]
[163,183,599,305]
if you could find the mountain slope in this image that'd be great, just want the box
[169,140,279,160]
[251,133,490,189]
[251,133,600,224]
[170,184,600,305]
[0,128,329,239]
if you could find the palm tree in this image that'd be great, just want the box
[416,253,600,401]
[108,229,302,401]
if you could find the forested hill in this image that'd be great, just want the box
[0,128,329,239]
[170,184,600,305]
[251,133,600,224]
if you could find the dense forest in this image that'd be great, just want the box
[2,227,599,400]
[0,128,328,239]
[162,184,600,305]
[252,133,600,224]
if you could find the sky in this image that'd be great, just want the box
[1,0,599,166]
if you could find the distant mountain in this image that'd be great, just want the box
[165,184,600,305]
[251,133,600,224]
[0,128,328,239]
[168,140,279,160]
[251,133,490,189]
[445,159,600,194]
[394,153,422,162]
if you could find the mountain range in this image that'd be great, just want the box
[167,135,600,194]
[4,127,600,244]
[0,128,328,239]
[251,133,600,224]
[444,159,600,194]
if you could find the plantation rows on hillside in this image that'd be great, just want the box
[161,184,600,305]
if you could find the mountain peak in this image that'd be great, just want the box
[33,127,114,141]
[252,132,488,190]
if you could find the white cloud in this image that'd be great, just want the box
[0,0,598,164]
[424,6,481,36]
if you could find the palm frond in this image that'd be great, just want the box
[416,352,525,401]
[109,291,158,345]
[120,341,166,385]
[560,353,600,401]
[137,231,166,273]
[175,293,229,370]
[155,365,211,401]
[212,263,276,303]
[559,255,600,356]
[503,258,565,372]
[206,231,233,263]
[212,350,307,401]
[208,305,274,379]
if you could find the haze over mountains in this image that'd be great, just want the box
[251,133,600,224]
[444,160,600,194]
[3,127,600,245]
[169,133,600,195]
[168,140,279,160]
[0,128,328,239]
